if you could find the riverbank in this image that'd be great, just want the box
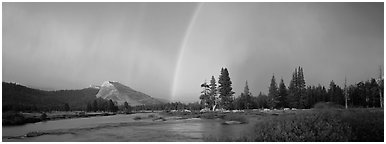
[3,111,116,126]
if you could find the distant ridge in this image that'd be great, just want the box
[2,82,100,111]
[96,81,163,106]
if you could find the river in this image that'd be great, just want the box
[3,113,255,142]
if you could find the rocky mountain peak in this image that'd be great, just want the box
[96,81,163,106]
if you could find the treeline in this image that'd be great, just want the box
[3,103,73,112]
[200,67,384,110]
[85,98,118,112]
[84,99,203,113]
[84,100,202,113]
[347,78,383,107]
[132,102,203,111]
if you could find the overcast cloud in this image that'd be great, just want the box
[3,3,383,102]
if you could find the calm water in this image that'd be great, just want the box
[2,113,255,142]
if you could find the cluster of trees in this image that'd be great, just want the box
[86,98,118,112]
[347,78,383,108]
[200,67,384,110]
[200,68,235,110]
[234,81,253,109]
[199,76,217,110]
[266,67,308,109]
[263,67,383,109]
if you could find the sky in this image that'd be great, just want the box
[3,3,384,103]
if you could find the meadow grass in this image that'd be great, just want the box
[205,108,383,142]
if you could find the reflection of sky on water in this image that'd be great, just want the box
[3,114,256,142]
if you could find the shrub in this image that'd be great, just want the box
[124,109,133,114]
[40,113,47,120]
[2,112,26,125]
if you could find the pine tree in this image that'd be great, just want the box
[124,101,129,110]
[123,101,132,113]
[209,76,217,110]
[294,68,299,102]
[243,80,252,109]
[278,78,288,108]
[328,80,338,104]
[306,86,314,108]
[199,81,210,107]
[86,103,92,112]
[92,100,98,112]
[64,103,70,111]
[370,78,380,107]
[257,92,268,108]
[344,77,348,109]
[244,80,250,96]
[298,67,307,108]
[108,100,117,112]
[218,68,235,110]
[287,67,307,108]
[268,74,279,109]
[288,69,298,108]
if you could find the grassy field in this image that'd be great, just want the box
[204,108,384,142]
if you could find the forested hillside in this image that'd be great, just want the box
[3,82,100,112]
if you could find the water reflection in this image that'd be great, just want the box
[3,113,252,142]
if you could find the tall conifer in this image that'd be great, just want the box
[278,78,288,108]
[218,68,235,109]
[268,74,279,109]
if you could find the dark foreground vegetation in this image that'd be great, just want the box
[204,107,383,142]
